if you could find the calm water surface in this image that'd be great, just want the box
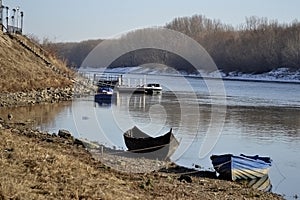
[1,74,299,199]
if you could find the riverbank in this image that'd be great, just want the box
[0,31,97,108]
[0,119,283,199]
[0,75,96,108]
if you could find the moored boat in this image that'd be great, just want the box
[94,87,113,102]
[210,154,272,181]
[123,126,179,160]
[144,83,162,94]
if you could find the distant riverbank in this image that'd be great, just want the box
[79,66,300,84]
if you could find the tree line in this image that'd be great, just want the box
[43,39,103,68]
[165,15,300,73]
[44,15,300,74]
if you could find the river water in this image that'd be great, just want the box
[1,74,299,199]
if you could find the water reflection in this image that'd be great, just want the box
[90,90,300,144]
[0,102,72,131]
[226,106,300,141]
[94,97,114,107]
[115,92,161,108]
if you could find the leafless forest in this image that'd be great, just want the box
[166,15,300,73]
[47,15,300,74]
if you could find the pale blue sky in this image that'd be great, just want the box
[4,0,300,42]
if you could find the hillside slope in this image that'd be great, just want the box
[0,31,74,93]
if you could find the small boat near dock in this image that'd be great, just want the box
[144,83,162,94]
[210,154,272,181]
[94,87,113,102]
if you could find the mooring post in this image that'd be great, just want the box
[93,73,96,85]
[0,0,3,31]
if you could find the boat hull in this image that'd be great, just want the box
[94,87,114,104]
[94,93,112,101]
[144,84,162,94]
[94,87,113,102]
[210,154,272,181]
[123,126,178,160]
[238,174,272,192]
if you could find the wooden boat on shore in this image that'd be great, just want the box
[123,126,179,160]
[210,154,272,181]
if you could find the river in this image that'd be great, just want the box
[1,74,299,199]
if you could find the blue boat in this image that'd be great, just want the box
[94,87,113,102]
[210,154,272,181]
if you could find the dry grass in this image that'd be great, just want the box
[0,31,74,93]
[0,128,138,199]
[0,122,283,200]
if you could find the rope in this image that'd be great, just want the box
[165,169,210,177]
[273,161,286,191]
[213,160,231,171]
[99,143,171,156]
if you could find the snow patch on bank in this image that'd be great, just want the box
[80,66,300,83]
[221,68,300,83]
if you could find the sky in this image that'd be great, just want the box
[3,0,300,42]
